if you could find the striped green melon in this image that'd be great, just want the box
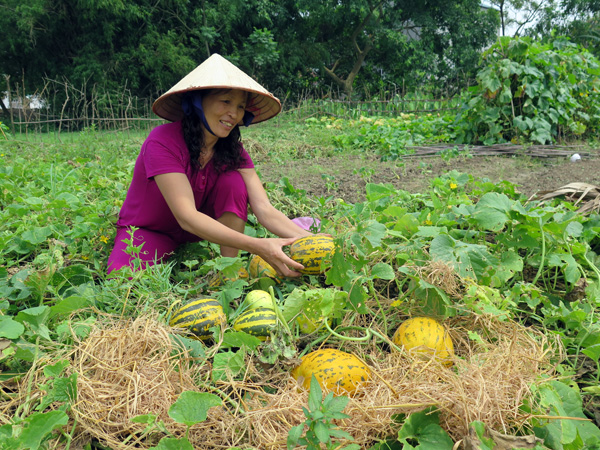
[233,307,277,341]
[241,290,274,311]
[290,235,335,275]
[169,298,226,340]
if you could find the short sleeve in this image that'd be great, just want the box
[239,144,255,169]
[143,138,188,179]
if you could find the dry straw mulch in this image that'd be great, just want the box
[1,312,558,449]
[534,182,600,214]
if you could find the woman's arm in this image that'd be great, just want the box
[239,168,313,239]
[154,172,304,277]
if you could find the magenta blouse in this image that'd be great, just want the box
[116,121,254,233]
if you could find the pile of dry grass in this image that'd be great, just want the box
[534,182,600,214]
[68,315,204,448]
[19,311,557,449]
[226,314,557,448]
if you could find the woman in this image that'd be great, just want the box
[107,54,312,277]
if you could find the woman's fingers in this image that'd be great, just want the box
[261,237,304,277]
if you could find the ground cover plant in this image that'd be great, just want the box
[2,111,600,449]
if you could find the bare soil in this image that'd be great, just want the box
[257,151,600,203]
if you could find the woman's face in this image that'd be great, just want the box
[201,89,248,138]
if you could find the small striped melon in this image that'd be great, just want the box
[291,348,370,396]
[248,255,282,282]
[233,307,277,341]
[169,298,226,341]
[392,317,454,367]
[290,235,334,275]
[242,290,274,311]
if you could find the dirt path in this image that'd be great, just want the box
[257,151,600,204]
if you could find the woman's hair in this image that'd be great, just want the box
[181,89,246,173]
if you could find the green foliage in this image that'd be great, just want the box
[307,113,456,160]
[0,0,498,103]
[455,36,600,145]
[528,380,600,449]
[287,375,360,450]
[2,119,600,449]
[396,408,454,449]
[0,122,10,139]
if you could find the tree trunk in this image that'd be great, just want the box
[323,0,383,96]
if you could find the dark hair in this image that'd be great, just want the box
[181,90,246,173]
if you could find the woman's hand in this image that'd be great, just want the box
[256,236,305,277]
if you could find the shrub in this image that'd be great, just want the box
[454,36,600,145]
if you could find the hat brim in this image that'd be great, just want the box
[152,54,281,124]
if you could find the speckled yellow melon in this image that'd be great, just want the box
[392,317,454,366]
[291,348,370,396]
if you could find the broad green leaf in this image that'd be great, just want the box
[366,183,400,201]
[131,414,158,424]
[577,330,600,363]
[212,350,246,382]
[49,295,93,318]
[23,196,45,206]
[221,330,261,350]
[308,375,323,412]
[43,360,70,378]
[149,437,194,450]
[0,316,25,339]
[360,220,387,248]
[565,221,583,238]
[391,214,420,237]
[21,226,53,245]
[534,381,600,449]
[397,408,454,449]
[287,424,305,449]
[472,207,509,232]
[324,395,350,414]
[168,391,222,426]
[468,421,496,450]
[18,410,69,449]
[325,246,350,287]
[494,250,523,285]
[413,279,449,317]
[314,420,331,443]
[370,262,395,280]
[170,335,206,360]
[429,234,499,284]
[37,373,78,411]
[15,306,51,340]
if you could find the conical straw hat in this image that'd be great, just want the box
[152,53,281,124]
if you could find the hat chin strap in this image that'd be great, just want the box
[181,92,218,136]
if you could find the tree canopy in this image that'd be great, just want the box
[2,0,501,102]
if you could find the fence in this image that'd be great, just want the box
[1,78,462,137]
[2,77,165,138]
[283,96,462,121]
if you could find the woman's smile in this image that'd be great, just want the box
[202,89,248,138]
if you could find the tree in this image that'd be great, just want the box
[1,0,501,106]
[488,0,558,37]
[286,0,499,96]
